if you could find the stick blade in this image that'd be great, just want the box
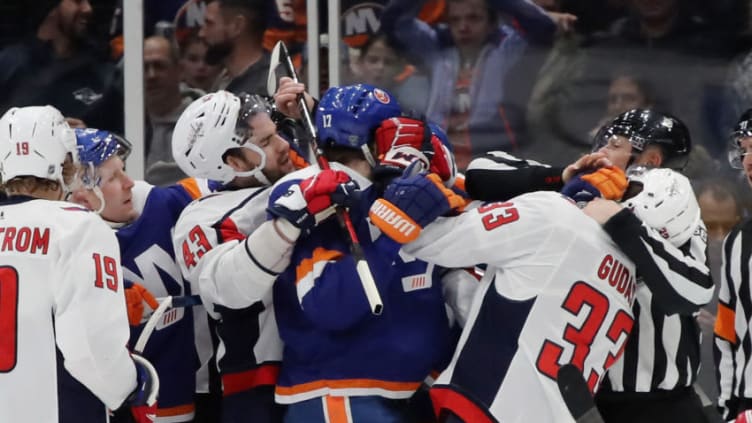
[267,41,283,96]
[557,364,604,423]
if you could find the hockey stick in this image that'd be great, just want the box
[267,40,384,315]
[557,364,605,423]
[133,295,202,354]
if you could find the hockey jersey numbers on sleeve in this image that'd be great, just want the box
[477,202,520,231]
[0,266,19,372]
[181,225,213,270]
[92,253,119,292]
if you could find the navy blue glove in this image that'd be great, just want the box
[369,165,465,243]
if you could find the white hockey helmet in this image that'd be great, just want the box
[172,90,272,185]
[0,106,78,187]
[623,166,701,247]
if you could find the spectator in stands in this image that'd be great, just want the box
[179,31,223,93]
[381,0,557,170]
[348,32,430,116]
[200,0,270,95]
[0,0,124,133]
[588,73,656,140]
[144,35,203,186]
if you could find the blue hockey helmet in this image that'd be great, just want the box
[75,128,131,188]
[316,84,401,162]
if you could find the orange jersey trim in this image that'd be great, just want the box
[325,396,349,423]
[178,177,203,200]
[296,247,344,284]
[715,302,737,344]
[276,378,422,397]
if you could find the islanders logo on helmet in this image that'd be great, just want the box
[373,88,391,104]
[316,84,401,153]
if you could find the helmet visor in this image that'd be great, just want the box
[728,131,752,170]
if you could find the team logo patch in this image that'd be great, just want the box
[373,88,391,104]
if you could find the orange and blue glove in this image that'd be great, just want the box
[369,164,465,244]
[561,166,628,206]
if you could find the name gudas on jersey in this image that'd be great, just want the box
[0,226,50,255]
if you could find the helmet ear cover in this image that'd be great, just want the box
[623,166,701,247]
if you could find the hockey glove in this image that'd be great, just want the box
[561,166,628,206]
[369,169,465,244]
[124,281,159,326]
[374,117,456,185]
[268,170,360,234]
[128,354,159,423]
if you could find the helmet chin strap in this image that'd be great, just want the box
[234,143,270,185]
[91,186,107,215]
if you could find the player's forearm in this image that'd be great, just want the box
[603,209,712,314]
[465,153,563,201]
[199,222,294,311]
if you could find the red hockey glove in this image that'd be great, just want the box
[124,282,159,326]
[374,117,456,184]
[370,165,465,244]
[268,170,360,234]
[129,354,159,423]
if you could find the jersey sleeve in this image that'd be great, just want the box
[173,191,293,319]
[195,221,295,316]
[402,193,557,269]
[602,209,713,315]
[464,151,564,201]
[715,225,745,420]
[53,214,137,410]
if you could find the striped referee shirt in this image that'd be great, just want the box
[715,219,752,420]
[598,210,712,395]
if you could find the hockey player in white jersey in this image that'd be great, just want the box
[171,90,313,423]
[365,166,637,422]
[0,106,158,423]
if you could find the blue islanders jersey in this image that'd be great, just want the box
[268,165,453,405]
[117,178,207,421]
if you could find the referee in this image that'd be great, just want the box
[715,109,752,422]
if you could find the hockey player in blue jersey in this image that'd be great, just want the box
[266,81,474,423]
[69,128,214,423]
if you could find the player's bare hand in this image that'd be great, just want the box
[562,152,612,183]
[582,198,622,224]
[274,76,314,119]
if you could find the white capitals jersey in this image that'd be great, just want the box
[0,198,136,423]
[173,186,283,388]
[401,192,637,423]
